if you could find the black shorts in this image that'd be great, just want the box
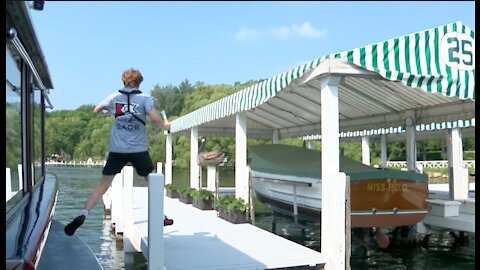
[103,151,154,177]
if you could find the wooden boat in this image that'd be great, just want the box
[249,144,429,246]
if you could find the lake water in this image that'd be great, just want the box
[47,166,475,270]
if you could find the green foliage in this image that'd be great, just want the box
[177,186,196,196]
[164,183,181,193]
[45,105,112,160]
[215,195,248,212]
[150,83,187,116]
[181,83,240,115]
[191,189,214,200]
[226,197,248,212]
[215,194,234,209]
[6,103,22,169]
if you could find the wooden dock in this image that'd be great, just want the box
[121,187,326,270]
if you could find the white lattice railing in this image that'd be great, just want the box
[45,160,104,167]
[386,160,475,169]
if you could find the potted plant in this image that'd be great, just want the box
[164,183,180,198]
[226,197,248,224]
[215,195,234,220]
[178,186,195,204]
[192,189,215,210]
[215,195,248,224]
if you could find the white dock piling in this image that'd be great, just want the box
[206,165,216,192]
[6,168,12,201]
[147,173,165,270]
[111,169,124,234]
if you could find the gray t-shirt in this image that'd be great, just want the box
[98,87,154,153]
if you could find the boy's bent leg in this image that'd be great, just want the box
[84,174,116,211]
[64,175,115,236]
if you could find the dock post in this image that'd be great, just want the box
[190,127,200,189]
[157,162,163,174]
[111,169,124,236]
[235,112,248,201]
[320,75,345,270]
[6,168,12,201]
[248,170,255,225]
[361,136,370,166]
[345,176,351,270]
[147,173,165,270]
[17,164,23,191]
[165,132,173,185]
[447,128,469,200]
[380,134,387,168]
[292,185,298,217]
[207,165,216,192]
[123,166,135,262]
[215,167,220,208]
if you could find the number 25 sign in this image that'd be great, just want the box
[440,32,475,71]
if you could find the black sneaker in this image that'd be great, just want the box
[64,215,86,236]
[164,216,174,226]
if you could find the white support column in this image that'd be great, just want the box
[6,168,12,201]
[447,128,469,200]
[206,166,216,192]
[292,185,298,216]
[405,110,417,171]
[381,134,387,168]
[190,127,200,189]
[306,140,314,149]
[123,166,135,253]
[165,132,173,185]
[320,75,345,270]
[147,173,164,270]
[17,164,23,191]
[235,112,248,201]
[156,162,163,175]
[361,136,370,166]
[272,129,279,144]
[111,170,123,234]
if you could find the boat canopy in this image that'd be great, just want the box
[170,21,475,139]
[249,144,428,183]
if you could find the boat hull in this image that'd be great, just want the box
[252,177,428,228]
[350,179,428,227]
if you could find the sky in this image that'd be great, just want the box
[28,1,475,111]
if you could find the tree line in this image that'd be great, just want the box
[43,79,475,169]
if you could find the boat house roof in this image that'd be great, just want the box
[170,21,475,139]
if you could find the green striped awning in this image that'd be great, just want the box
[333,20,475,101]
[171,21,475,134]
[303,118,475,140]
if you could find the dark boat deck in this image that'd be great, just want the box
[37,219,103,270]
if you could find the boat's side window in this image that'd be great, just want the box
[6,46,23,201]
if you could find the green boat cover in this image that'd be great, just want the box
[249,144,428,184]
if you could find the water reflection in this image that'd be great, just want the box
[255,212,475,270]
